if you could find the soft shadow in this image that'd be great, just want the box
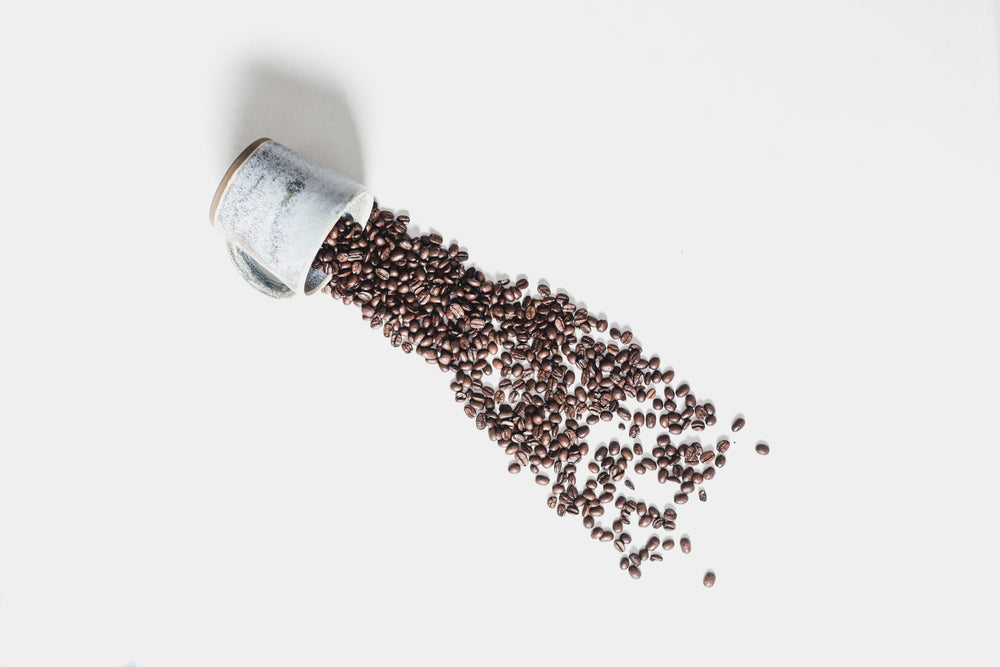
[229,63,365,184]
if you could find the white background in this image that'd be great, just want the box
[2,2,999,666]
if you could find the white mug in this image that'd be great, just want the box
[210,138,374,298]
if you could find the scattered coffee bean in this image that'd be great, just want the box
[310,205,763,581]
[628,566,642,580]
[703,571,716,587]
[756,442,770,455]
[680,537,691,554]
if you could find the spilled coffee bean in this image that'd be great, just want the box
[313,205,766,585]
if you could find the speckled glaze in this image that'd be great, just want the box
[211,138,374,298]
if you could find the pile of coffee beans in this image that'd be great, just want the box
[313,205,765,583]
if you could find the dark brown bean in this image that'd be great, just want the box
[628,565,642,580]
[756,442,770,455]
[703,571,716,587]
[680,537,691,554]
[731,417,745,432]
[311,204,758,581]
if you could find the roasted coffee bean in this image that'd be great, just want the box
[628,566,642,580]
[646,536,660,551]
[662,538,675,551]
[680,537,691,554]
[698,489,707,502]
[650,553,663,562]
[716,439,730,453]
[312,204,758,580]
[703,571,716,587]
[731,417,745,432]
[620,557,630,571]
[674,493,688,505]
[756,442,770,455]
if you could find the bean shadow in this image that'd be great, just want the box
[225,62,366,186]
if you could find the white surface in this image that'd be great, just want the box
[2,2,999,666]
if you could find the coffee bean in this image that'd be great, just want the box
[311,204,759,580]
[731,417,745,432]
[620,557,629,570]
[628,565,642,579]
[698,489,707,502]
[650,553,663,562]
[680,537,691,554]
[756,442,770,455]
[703,571,716,587]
